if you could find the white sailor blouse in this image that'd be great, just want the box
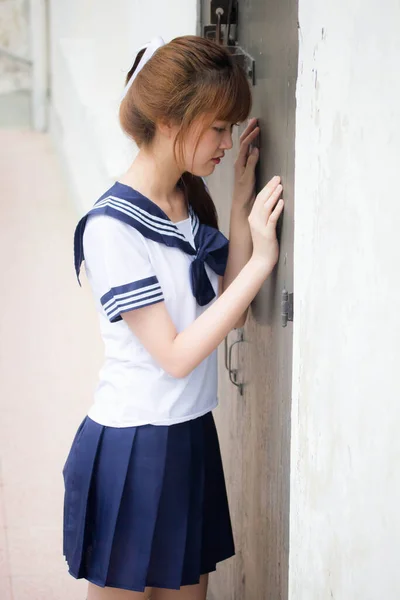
[74,182,229,427]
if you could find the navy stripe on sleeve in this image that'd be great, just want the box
[100,276,164,323]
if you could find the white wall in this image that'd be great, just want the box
[49,0,197,214]
[290,1,400,598]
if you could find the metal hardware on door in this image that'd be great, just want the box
[224,336,229,370]
[281,289,294,327]
[203,0,238,46]
[215,8,223,44]
[227,46,256,85]
[227,329,244,395]
[203,0,256,85]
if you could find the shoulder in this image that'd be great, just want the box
[84,213,146,249]
[82,214,150,269]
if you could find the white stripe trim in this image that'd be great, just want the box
[102,283,161,312]
[94,198,186,241]
[107,291,164,320]
[96,195,171,227]
[94,196,186,234]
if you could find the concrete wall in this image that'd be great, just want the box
[290,1,400,598]
[48,0,197,214]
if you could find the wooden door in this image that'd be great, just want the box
[200,1,298,598]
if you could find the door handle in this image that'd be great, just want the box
[227,330,244,396]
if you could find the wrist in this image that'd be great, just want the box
[248,254,274,278]
[230,201,251,219]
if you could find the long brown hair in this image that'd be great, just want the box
[119,36,252,228]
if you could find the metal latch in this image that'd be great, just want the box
[281,289,294,327]
[224,329,245,395]
[203,0,256,85]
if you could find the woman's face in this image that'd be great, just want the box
[180,118,235,176]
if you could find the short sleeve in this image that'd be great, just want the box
[83,214,164,323]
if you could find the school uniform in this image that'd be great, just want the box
[63,181,235,592]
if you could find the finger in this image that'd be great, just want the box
[267,199,284,226]
[239,121,258,145]
[239,117,258,144]
[263,184,283,218]
[236,127,260,169]
[253,176,281,212]
[239,126,260,152]
[244,127,260,150]
[246,147,259,170]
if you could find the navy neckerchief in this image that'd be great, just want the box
[74,182,229,307]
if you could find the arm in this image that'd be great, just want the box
[122,176,284,379]
[222,205,253,328]
[222,118,260,328]
[124,257,271,379]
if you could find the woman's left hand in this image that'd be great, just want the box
[233,117,260,212]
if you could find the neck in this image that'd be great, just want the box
[121,143,184,205]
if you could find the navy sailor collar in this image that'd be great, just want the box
[74,182,229,307]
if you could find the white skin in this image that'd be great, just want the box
[87,116,284,600]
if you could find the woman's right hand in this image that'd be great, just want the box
[248,175,284,271]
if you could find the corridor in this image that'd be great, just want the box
[0,129,103,599]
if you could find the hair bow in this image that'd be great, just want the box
[121,36,165,100]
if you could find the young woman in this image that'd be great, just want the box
[63,35,284,600]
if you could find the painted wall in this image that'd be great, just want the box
[290,0,400,598]
[48,0,197,213]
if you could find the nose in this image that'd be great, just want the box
[220,130,233,151]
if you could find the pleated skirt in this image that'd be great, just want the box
[62,411,235,592]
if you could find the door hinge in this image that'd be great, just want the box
[281,289,294,327]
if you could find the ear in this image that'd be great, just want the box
[157,119,178,139]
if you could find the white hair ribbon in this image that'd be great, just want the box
[121,36,165,100]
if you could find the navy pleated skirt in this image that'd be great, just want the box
[62,411,235,592]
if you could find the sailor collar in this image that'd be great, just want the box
[74,182,229,307]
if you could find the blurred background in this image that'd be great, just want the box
[0,2,197,598]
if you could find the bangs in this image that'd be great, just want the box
[206,63,252,125]
[174,59,252,166]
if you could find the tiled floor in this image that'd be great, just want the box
[0,130,103,598]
